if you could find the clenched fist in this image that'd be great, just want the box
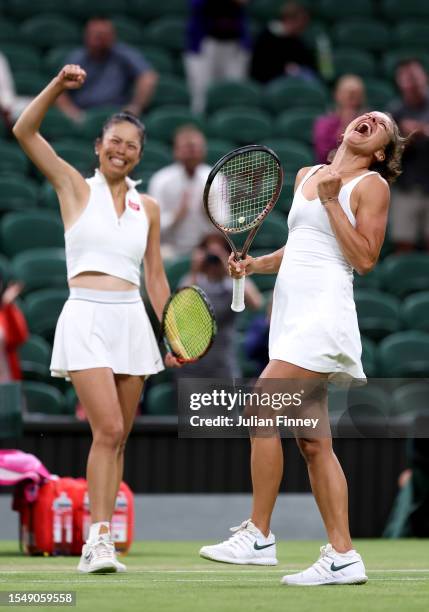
[317,170,342,205]
[57,65,87,90]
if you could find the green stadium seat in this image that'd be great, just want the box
[401,292,429,333]
[0,20,19,42]
[337,385,390,417]
[361,336,377,378]
[0,382,22,439]
[354,289,401,341]
[251,210,288,250]
[140,47,174,75]
[275,177,295,214]
[206,80,262,114]
[13,71,48,96]
[111,16,144,45]
[130,0,188,20]
[44,46,75,76]
[275,109,320,144]
[0,43,42,72]
[251,274,277,293]
[79,107,121,141]
[24,288,69,339]
[143,18,186,53]
[149,75,190,110]
[206,139,236,165]
[0,142,30,176]
[0,210,64,257]
[64,387,78,415]
[7,0,67,19]
[137,141,171,173]
[19,335,51,381]
[380,253,429,298]
[353,266,382,291]
[332,20,390,52]
[393,22,429,49]
[0,177,39,213]
[249,0,286,22]
[208,108,272,144]
[381,0,429,21]
[41,109,77,141]
[377,331,429,377]
[144,382,176,415]
[68,0,126,20]
[54,140,95,175]
[20,15,81,50]
[265,78,329,114]
[364,78,396,111]
[145,107,204,144]
[11,248,67,293]
[317,0,373,20]
[38,182,60,210]
[382,50,429,81]
[164,255,191,291]
[391,382,429,418]
[263,139,314,174]
[0,254,11,285]
[22,381,65,415]
[332,49,376,79]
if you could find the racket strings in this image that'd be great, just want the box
[164,289,214,361]
[208,150,280,232]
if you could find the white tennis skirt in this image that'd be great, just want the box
[50,288,164,379]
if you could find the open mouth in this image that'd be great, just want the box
[109,157,126,167]
[354,121,372,136]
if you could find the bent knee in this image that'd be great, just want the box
[297,437,332,462]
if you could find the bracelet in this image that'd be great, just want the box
[320,196,338,205]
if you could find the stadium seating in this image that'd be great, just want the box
[19,334,51,381]
[381,0,429,20]
[380,253,429,297]
[20,15,81,49]
[0,211,63,257]
[145,107,204,143]
[400,292,429,333]
[353,267,382,291]
[64,387,78,415]
[0,382,22,439]
[0,142,30,176]
[149,75,190,109]
[13,70,49,96]
[111,16,144,45]
[11,248,67,293]
[361,336,377,378]
[0,254,10,283]
[391,381,429,418]
[393,22,429,49]
[347,385,390,417]
[364,79,396,111]
[317,0,374,21]
[382,50,429,81]
[22,381,65,415]
[54,141,95,175]
[205,80,262,115]
[263,139,314,174]
[251,210,288,250]
[143,18,186,53]
[264,78,329,113]
[332,20,391,52]
[41,109,76,141]
[6,0,64,19]
[139,141,172,173]
[275,109,320,145]
[332,49,376,79]
[0,20,19,43]
[205,139,236,165]
[354,289,401,341]
[377,331,429,377]
[44,46,75,76]
[67,0,127,20]
[208,108,272,145]
[0,177,39,213]
[144,382,176,415]
[24,288,69,339]
[0,43,42,72]
[128,0,188,21]
[140,46,175,75]
[164,255,191,291]
[38,182,60,210]
[79,107,121,141]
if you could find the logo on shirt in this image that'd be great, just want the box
[128,200,141,211]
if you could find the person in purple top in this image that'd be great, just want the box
[57,18,158,123]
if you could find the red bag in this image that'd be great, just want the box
[14,477,134,556]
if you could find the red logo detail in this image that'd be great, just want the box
[128,200,141,211]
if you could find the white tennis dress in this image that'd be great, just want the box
[269,165,377,382]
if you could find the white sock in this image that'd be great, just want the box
[88,521,110,543]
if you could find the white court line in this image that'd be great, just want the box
[0,577,428,585]
[1,568,429,574]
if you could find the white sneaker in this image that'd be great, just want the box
[281,543,368,586]
[77,535,119,574]
[199,519,278,565]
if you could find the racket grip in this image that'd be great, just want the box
[231,276,245,312]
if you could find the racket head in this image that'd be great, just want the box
[161,286,217,363]
[203,144,283,241]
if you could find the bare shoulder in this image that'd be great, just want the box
[294,166,312,191]
[139,193,160,221]
[358,173,390,201]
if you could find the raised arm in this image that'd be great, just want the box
[12,65,89,227]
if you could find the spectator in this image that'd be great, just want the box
[57,18,158,122]
[0,52,32,124]
[148,125,213,259]
[389,60,429,251]
[185,0,251,113]
[0,275,28,382]
[313,75,366,164]
[174,234,262,379]
[250,1,317,84]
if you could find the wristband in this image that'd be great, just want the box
[320,196,338,205]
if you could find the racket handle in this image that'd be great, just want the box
[231,276,245,312]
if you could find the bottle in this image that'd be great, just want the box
[316,33,334,82]
[111,491,128,553]
[52,491,73,555]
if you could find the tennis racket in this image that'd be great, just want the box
[161,286,217,363]
[203,145,283,312]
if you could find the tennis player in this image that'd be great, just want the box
[200,112,406,585]
[13,65,180,574]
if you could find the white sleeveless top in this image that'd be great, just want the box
[65,170,149,287]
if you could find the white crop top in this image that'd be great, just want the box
[65,170,149,286]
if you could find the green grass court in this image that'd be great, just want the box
[0,540,428,611]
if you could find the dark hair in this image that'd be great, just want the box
[368,113,408,184]
[99,111,146,156]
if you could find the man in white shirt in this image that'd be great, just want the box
[148,125,212,259]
